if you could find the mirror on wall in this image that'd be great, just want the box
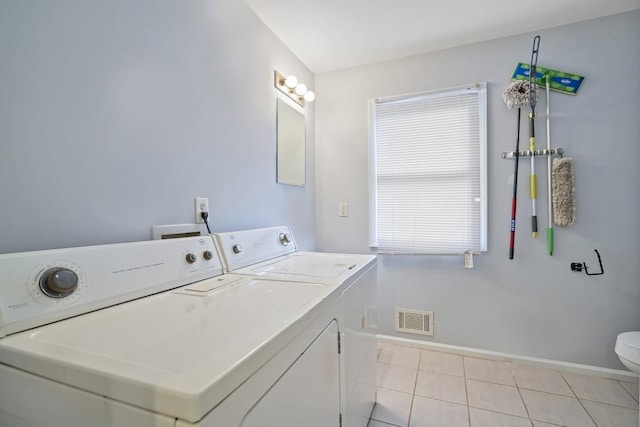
[276,98,306,186]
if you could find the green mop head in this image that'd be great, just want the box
[511,62,584,95]
[552,157,576,226]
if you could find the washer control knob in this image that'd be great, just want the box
[203,250,214,260]
[39,268,78,298]
[279,233,292,246]
[185,253,197,264]
[232,244,243,254]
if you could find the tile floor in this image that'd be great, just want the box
[369,342,639,427]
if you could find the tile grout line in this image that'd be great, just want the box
[616,379,640,404]
[508,361,535,426]
[377,344,637,427]
[576,397,600,426]
[374,345,409,427]
[462,356,472,427]
[579,397,640,410]
[465,360,527,420]
[413,351,474,425]
[464,357,520,423]
[561,372,599,427]
[375,345,420,427]
[405,349,422,427]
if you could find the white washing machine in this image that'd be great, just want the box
[213,226,378,427]
[0,236,346,427]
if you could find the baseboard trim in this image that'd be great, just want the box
[377,334,639,383]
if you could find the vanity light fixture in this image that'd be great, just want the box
[274,70,315,107]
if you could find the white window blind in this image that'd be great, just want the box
[369,84,487,254]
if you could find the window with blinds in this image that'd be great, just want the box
[369,84,487,254]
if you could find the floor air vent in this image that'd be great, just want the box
[396,309,433,336]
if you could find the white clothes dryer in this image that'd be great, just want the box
[0,236,346,427]
[213,226,378,427]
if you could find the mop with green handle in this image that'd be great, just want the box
[528,35,540,239]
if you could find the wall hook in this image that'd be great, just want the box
[570,249,604,276]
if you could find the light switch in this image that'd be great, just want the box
[339,202,348,217]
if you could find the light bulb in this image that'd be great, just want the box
[303,91,315,102]
[284,75,298,89]
[295,83,307,96]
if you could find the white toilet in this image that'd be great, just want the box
[615,331,640,374]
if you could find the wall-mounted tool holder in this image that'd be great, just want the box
[571,249,604,276]
[501,148,563,159]
[503,40,584,259]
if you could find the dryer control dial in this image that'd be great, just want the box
[185,253,197,264]
[232,244,243,254]
[203,250,214,260]
[279,233,292,246]
[39,268,79,298]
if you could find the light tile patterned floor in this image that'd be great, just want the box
[369,342,639,427]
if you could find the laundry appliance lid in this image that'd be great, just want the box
[241,252,376,283]
[0,274,329,423]
[616,331,640,362]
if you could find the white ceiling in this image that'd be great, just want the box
[245,0,640,73]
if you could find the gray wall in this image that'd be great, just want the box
[0,0,316,254]
[316,11,640,369]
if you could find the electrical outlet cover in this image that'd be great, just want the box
[195,198,209,223]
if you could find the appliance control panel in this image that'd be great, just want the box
[214,226,297,271]
[0,236,223,337]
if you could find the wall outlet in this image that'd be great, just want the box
[195,197,209,223]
